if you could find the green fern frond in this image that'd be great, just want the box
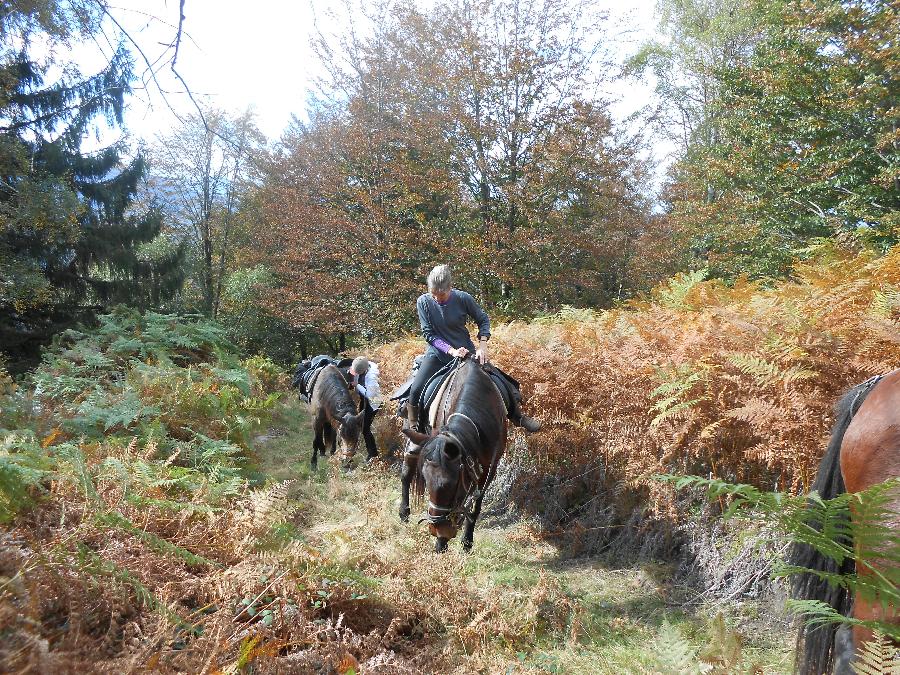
[869,288,900,320]
[96,511,218,569]
[658,475,900,639]
[656,269,708,310]
[654,620,708,674]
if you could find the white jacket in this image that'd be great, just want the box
[355,361,382,410]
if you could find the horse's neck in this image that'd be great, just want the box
[320,372,354,419]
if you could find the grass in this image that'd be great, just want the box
[250,395,318,482]
[249,396,796,674]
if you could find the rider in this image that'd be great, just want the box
[346,356,382,460]
[406,263,541,434]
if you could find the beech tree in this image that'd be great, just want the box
[149,108,265,317]
[253,0,665,343]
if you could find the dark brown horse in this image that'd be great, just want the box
[791,368,900,674]
[400,357,508,553]
[309,364,365,469]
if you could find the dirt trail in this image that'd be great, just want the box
[251,397,794,674]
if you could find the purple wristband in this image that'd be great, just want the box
[432,337,452,354]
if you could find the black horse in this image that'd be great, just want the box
[308,364,365,469]
[400,357,508,553]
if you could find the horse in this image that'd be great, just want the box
[308,364,365,469]
[399,357,508,553]
[790,368,900,674]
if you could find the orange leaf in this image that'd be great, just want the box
[41,428,62,448]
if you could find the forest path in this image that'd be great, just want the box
[249,396,793,674]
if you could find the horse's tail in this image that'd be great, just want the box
[790,379,878,675]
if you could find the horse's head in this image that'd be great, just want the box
[402,427,465,541]
[338,411,365,460]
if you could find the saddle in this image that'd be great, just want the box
[391,357,517,431]
[291,355,354,403]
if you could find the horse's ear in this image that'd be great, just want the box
[401,428,429,445]
[341,412,354,427]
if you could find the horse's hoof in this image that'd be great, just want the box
[462,540,473,553]
[434,537,449,553]
[399,509,410,523]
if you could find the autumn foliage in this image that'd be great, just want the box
[376,245,900,512]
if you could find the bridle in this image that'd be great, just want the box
[849,374,883,418]
[418,363,504,529]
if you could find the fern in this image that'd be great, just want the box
[659,475,900,639]
[654,620,709,674]
[251,480,298,531]
[869,288,900,320]
[73,543,183,626]
[650,365,710,427]
[852,630,900,675]
[95,511,218,569]
[54,441,101,505]
[728,353,782,386]
[656,269,708,310]
[0,431,53,522]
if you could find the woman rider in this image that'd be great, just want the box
[405,264,541,434]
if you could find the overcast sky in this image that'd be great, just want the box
[90,1,662,144]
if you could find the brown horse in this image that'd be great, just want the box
[308,364,365,469]
[791,368,900,674]
[400,357,508,553]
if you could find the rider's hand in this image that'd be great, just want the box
[452,347,469,358]
[476,344,489,364]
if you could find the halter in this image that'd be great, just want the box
[850,374,883,417]
[418,361,504,529]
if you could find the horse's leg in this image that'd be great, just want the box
[312,419,324,469]
[399,444,416,522]
[461,492,485,552]
[434,536,449,553]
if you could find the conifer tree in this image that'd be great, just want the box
[0,1,185,369]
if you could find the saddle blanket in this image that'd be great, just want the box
[391,358,516,431]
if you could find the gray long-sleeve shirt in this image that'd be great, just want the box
[416,290,491,356]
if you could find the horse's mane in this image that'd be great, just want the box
[790,378,880,675]
[414,360,503,501]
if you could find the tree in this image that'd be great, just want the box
[253,0,664,344]
[0,0,185,369]
[628,0,764,162]
[148,108,264,318]
[711,0,899,255]
[639,0,899,279]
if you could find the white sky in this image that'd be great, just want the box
[90,1,663,144]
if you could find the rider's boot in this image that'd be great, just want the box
[510,396,542,433]
[405,403,420,432]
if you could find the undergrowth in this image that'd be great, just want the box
[3,242,896,672]
[376,245,899,529]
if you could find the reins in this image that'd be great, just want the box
[849,374,883,418]
[418,359,505,529]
